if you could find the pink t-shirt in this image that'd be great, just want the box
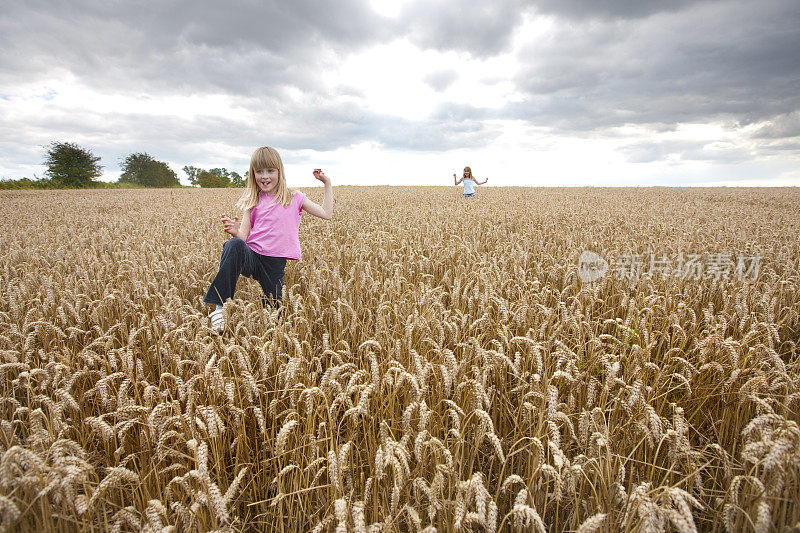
[246,191,306,260]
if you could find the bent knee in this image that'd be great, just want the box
[223,237,248,252]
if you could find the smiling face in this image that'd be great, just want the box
[247,146,289,206]
[255,167,279,194]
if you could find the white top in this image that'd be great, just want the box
[462,178,475,195]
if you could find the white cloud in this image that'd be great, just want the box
[1,0,799,186]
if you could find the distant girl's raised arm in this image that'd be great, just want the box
[453,173,463,185]
[476,176,488,185]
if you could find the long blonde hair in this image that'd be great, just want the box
[463,166,473,180]
[236,146,294,210]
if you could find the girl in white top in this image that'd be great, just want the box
[453,166,488,198]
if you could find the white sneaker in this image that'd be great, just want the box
[209,308,226,333]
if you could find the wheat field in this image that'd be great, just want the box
[0,186,798,532]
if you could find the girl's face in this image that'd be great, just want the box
[255,167,279,194]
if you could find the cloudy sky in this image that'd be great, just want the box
[1,0,799,187]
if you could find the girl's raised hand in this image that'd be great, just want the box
[313,168,330,185]
[221,214,239,236]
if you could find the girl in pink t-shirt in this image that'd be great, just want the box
[204,146,333,332]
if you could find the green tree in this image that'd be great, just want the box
[198,169,231,188]
[230,170,246,187]
[43,141,103,188]
[119,153,179,187]
[183,165,241,187]
[182,165,201,186]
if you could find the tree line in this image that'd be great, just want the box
[0,141,247,189]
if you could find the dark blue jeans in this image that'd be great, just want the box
[204,238,287,308]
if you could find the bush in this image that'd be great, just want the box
[0,177,50,190]
[119,153,180,188]
[43,141,103,188]
[183,165,244,188]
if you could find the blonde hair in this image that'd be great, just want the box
[236,146,294,210]
[463,167,473,179]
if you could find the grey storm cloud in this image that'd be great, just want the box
[1,0,799,174]
[512,1,800,125]
[391,0,800,166]
[266,102,500,152]
[753,111,800,139]
[0,0,392,95]
[397,0,526,57]
[394,0,735,56]
[530,0,715,20]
